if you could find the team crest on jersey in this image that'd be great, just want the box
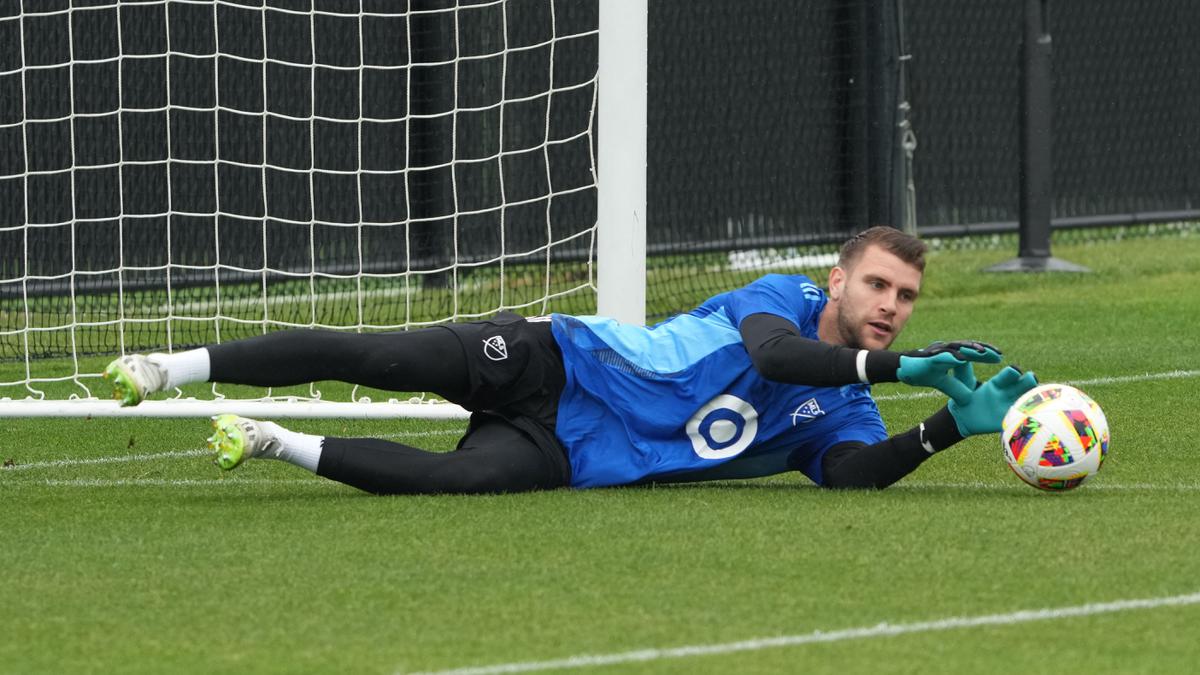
[482,335,508,361]
[686,394,759,460]
[790,397,825,425]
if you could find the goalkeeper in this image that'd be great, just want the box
[103,226,1036,494]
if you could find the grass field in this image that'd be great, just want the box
[3,232,1200,674]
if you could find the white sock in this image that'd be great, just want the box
[148,349,211,390]
[259,421,324,473]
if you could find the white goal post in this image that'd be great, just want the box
[596,0,647,326]
[0,0,647,418]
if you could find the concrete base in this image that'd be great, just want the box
[984,256,1091,273]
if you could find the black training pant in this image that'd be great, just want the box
[206,317,571,494]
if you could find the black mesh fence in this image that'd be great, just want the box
[906,0,1200,231]
[649,1,855,249]
[645,0,865,318]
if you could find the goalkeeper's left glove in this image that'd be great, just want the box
[946,365,1039,437]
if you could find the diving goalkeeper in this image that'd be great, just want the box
[103,226,1036,494]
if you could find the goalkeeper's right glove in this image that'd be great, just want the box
[896,340,1003,404]
[909,340,1003,363]
[946,365,1039,437]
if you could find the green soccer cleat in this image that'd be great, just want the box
[208,414,279,470]
[102,354,167,407]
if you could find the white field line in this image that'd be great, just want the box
[4,476,1199,492]
[2,449,209,471]
[405,591,1200,675]
[900,481,1200,492]
[379,430,465,439]
[0,429,464,472]
[162,285,416,315]
[874,368,1200,402]
[2,369,1194,478]
[1,478,341,488]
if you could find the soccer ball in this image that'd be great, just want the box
[1001,383,1110,491]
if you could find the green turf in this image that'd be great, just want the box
[3,233,1200,673]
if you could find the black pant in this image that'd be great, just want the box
[318,416,568,495]
[206,318,571,494]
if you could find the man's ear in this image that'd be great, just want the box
[827,266,846,301]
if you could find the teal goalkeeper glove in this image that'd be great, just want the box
[912,340,1003,363]
[897,340,1003,404]
[947,366,1039,436]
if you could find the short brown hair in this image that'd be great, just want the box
[837,226,927,273]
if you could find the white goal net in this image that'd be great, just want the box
[0,0,600,416]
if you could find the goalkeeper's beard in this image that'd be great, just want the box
[836,308,895,351]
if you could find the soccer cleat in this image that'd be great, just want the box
[102,354,167,407]
[208,414,280,470]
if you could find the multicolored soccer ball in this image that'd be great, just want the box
[1001,383,1110,491]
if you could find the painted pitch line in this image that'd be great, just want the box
[378,429,464,439]
[0,477,341,488]
[5,477,1199,492]
[900,481,1200,492]
[874,368,1200,402]
[1,429,463,472]
[162,285,416,315]
[405,591,1200,675]
[1,448,209,471]
[3,369,1193,476]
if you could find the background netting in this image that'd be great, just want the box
[2,0,1198,379]
[1,0,598,364]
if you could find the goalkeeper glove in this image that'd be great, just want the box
[911,340,1003,363]
[947,365,1039,437]
[896,340,1003,404]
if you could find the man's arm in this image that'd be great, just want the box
[819,408,960,489]
[740,312,1001,400]
[740,312,900,386]
[819,366,1039,489]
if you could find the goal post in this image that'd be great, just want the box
[596,0,647,326]
[0,0,629,418]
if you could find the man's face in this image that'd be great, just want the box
[826,244,923,350]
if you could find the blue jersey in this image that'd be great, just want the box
[551,274,887,488]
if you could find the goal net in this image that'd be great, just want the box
[1,0,599,416]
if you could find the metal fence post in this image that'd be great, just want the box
[986,0,1089,272]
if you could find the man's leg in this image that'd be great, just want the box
[318,416,570,494]
[213,414,570,495]
[208,414,325,472]
[105,328,471,406]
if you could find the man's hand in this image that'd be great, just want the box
[947,366,1039,436]
[896,340,1003,404]
[908,340,1003,363]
